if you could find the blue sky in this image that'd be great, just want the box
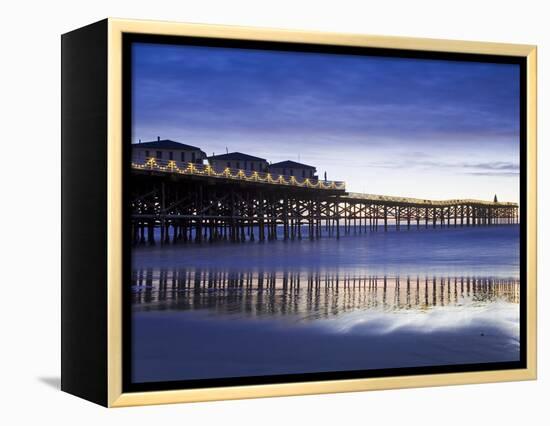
[132,42,520,202]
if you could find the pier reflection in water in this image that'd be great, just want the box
[132,269,519,319]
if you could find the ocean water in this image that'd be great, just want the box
[133,225,520,279]
[131,225,521,383]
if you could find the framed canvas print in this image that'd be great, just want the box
[61,18,537,407]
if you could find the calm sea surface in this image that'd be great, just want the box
[131,225,521,383]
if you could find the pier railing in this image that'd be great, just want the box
[131,158,346,191]
[347,192,518,207]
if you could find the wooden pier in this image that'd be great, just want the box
[130,160,519,245]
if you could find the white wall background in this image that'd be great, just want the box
[0,0,546,424]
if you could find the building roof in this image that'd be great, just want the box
[207,152,267,162]
[269,160,316,170]
[132,139,204,152]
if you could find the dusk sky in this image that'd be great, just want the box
[131,42,520,202]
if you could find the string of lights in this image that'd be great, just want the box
[131,158,347,191]
[131,158,517,208]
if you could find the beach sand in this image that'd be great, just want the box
[132,300,520,383]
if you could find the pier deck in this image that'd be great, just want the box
[130,160,519,244]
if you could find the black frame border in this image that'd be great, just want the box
[122,33,527,394]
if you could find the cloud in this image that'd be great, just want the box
[465,171,519,177]
[363,157,519,175]
[460,162,519,171]
[132,42,521,147]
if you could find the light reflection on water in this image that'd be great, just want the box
[132,268,519,321]
[131,269,521,382]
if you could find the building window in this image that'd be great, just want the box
[290,169,294,176]
[145,150,149,158]
[181,152,185,162]
[236,162,240,169]
[302,170,306,178]
[156,151,162,159]
[227,162,231,168]
[169,151,174,160]
[192,152,196,162]
[244,161,248,170]
[251,163,255,171]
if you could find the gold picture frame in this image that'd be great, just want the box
[61,18,537,407]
